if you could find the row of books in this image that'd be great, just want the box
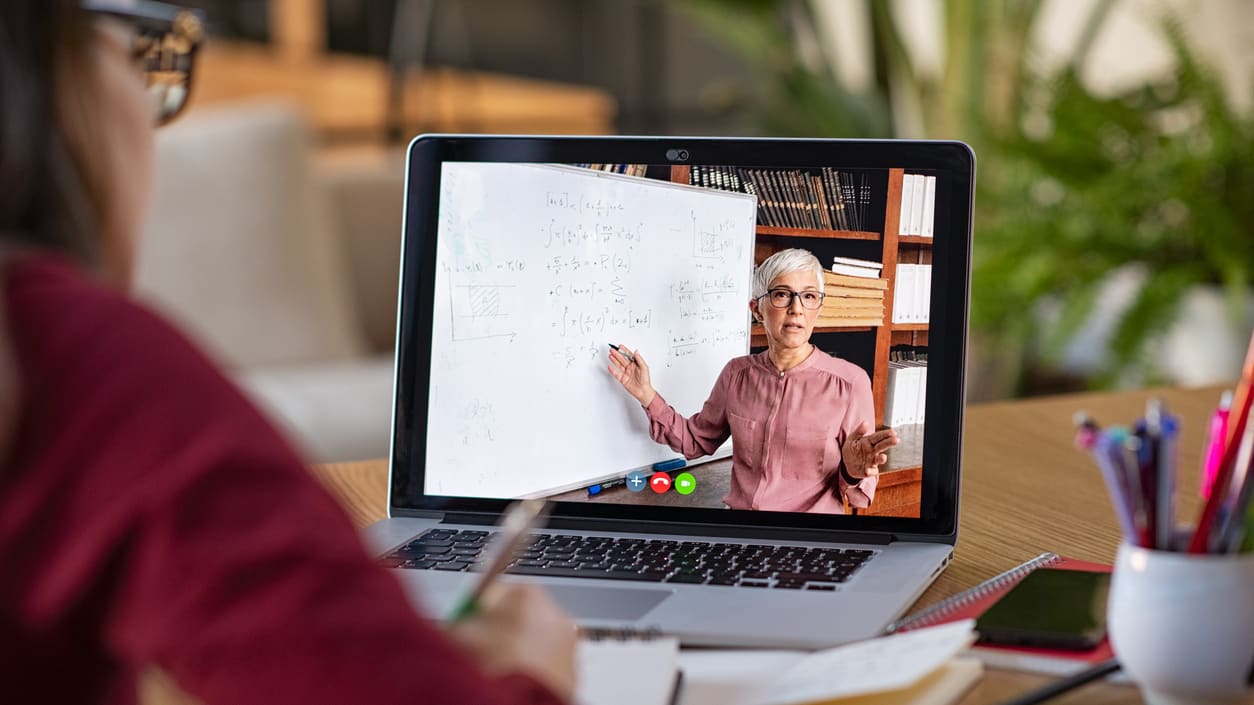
[689,165,874,232]
[575,163,650,177]
[898,173,936,238]
[819,262,887,327]
[892,263,931,324]
[885,348,928,427]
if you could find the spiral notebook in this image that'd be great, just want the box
[576,629,682,705]
[884,552,1114,676]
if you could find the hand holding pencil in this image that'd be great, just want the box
[447,583,577,700]
[445,499,577,700]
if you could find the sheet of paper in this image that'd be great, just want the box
[679,650,809,705]
[751,620,977,705]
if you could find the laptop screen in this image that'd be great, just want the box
[393,138,972,538]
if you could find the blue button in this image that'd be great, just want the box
[625,470,649,492]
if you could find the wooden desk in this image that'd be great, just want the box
[306,384,1227,704]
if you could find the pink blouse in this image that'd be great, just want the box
[644,349,877,513]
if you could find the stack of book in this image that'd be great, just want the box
[818,257,887,327]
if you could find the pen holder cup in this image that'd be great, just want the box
[1109,542,1254,705]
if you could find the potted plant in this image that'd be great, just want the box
[683,0,1254,392]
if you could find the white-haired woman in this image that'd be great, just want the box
[609,248,898,513]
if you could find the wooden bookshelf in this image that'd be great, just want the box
[898,235,935,246]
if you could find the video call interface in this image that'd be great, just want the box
[424,160,938,519]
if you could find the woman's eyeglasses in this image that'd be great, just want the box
[760,288,826,310]
[83,0,206,125]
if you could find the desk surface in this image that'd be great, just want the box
[311,384,1227,705]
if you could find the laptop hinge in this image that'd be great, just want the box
[439,512,892,545]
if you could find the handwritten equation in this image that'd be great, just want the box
[667,328,748,364]
[543,219,643,249]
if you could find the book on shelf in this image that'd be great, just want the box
[693,167,872,231]
[823,168,847,230]
[898,173,937,238]
[921,174,936,238]
[811,175,833,229]
[815,316,886,328]
[821,296,883,313]
[825,285,885,299]
[908,174,926,235]
[821,301,885,314]
[892,263,931,324]
[578,163,648,177]
[898,173,915,236]
[831,259,883,271]
[885,360,927,427]
[818,314,885,327]
[823,270,888,291]
[830,264,882,279]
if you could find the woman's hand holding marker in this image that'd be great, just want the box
[608,343,656,408]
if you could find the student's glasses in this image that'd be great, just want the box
[83,0,206,125]
[760,288,826,310]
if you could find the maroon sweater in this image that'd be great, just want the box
[0,255,564,705]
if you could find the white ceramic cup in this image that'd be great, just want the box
[1109,542,1254,705]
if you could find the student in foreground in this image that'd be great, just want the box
[0,2,576,703]
[609,248,899,513]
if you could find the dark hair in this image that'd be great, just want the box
[0,1,104,265]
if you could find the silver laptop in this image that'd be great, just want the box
[364,136,974,649]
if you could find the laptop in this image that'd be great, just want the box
[364,136,974,649]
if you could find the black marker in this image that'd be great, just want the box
[608,343,635,364]
[586,476,628,497]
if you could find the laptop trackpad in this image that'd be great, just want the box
[546,585,670,620]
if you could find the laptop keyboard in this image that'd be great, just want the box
[381,528,876,590]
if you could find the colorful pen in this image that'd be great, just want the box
[1146,400,1178,551]
[1109,427,1150,547]
[1189,329,1254,553]
[1211,418,1254,553]
[1201,390,1233,500]
[1088,424,1138,542]
[1073,412,1100,450]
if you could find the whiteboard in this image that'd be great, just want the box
[425,163,757,498]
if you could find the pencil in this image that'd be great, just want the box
[447,499,550,621]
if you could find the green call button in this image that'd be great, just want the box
[673,472,697,495]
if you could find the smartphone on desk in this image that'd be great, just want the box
[975,568,1111,651]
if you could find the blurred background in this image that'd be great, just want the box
[139,0,1254,462]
